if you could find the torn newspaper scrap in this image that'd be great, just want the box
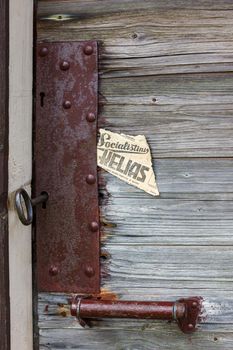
[97,129,159,196]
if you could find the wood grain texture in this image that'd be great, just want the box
[37,1,233,78]
[38,328,233,350]
[101,198,233,245]
[98,73,233,157]
[38,291,233,347]
[37,1,233,349]
[8,1,33,350]
[0,0,10,349]
[100,159,233,200]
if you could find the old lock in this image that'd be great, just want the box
[15,188,48,225]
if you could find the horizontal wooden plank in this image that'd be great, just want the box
[39,327,233,350]
[99,158,233,200]
[38,0,233,14]
[38,3,233,76]
[38,292,233,328]
[99,74,233,158]
[100,197,233,245]
[100,73,233,101]
[99,108,233,158]
[101,245,233,288]
[97,73,233,157]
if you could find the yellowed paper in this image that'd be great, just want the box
[97,129,159,196]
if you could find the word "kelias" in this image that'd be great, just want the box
[99,149,149,183]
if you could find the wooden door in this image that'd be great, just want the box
[37,1,233,349]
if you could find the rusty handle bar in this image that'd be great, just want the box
[71,296,202,333]
[71,299,185,320]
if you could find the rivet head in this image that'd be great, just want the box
[39,47,48,57]
[49,265,58,276]
[83,45,93,55]
[89,221,99,232]
[192,301,198,308]
[63,100,71,109]
[86,112,96,122]
[188,324,194,330]
[86,174,96,185]
[60,61,70,71]
[85,266,95,277]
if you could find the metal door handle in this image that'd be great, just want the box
[15,188,48,225]
[71,296,202,333]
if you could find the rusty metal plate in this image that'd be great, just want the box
[34,41,99,293]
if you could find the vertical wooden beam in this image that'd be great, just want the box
[8,0,33,349]
[0,0,10,349]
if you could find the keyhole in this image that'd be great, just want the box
[41,191,48,209]
[40,92,45,107]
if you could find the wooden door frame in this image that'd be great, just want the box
[8,0,34,347]
[0,0,10,349]
[0,0,34,349]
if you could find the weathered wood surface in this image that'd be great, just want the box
[0,0,10,349]
[8,0,34,349]
[38,1,233,78]
[99,74,233,157]
[37,1,233,349]
[41,65,233,157]
[100,159,233,200]
[101,198,233,245]
[39,328,233,350]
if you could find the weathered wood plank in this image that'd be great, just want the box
[99,158,233,200]
[0,0,10,349]
[98,73,233,157]
[100,198,233,245]
[100,73,233,101]
[37,2,233,77]
[38,292,233,328]
[38,0,233,14]
[8,1,34,350]
[39,327,233,350]
[101,245,233,288]
[99,107,233,158]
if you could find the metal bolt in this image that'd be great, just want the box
[86,112,96,123]
[83,45,93,55]
[86,174,96,185]
[85,266,95,277]
[63,100,71,109]
[49,265,58,276]
[188,324,194,330]
[175,302,186,319]
[192,301,198,308]
[39,47,48,57]
[89,221,99,232]
[60,61,70,71]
